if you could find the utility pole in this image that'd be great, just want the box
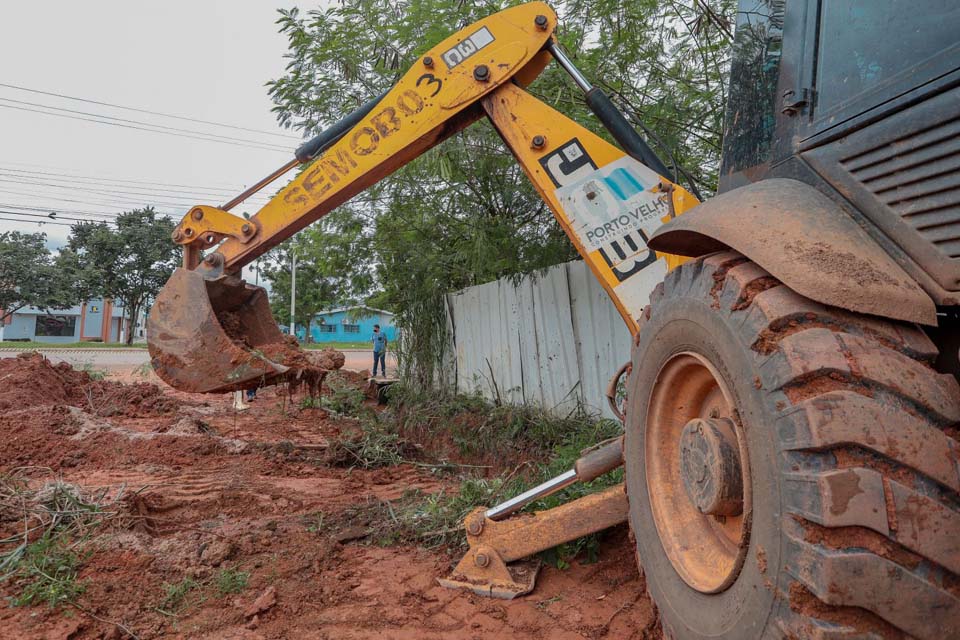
[289,251,297,337]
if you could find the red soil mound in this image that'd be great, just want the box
[0,353,180,417]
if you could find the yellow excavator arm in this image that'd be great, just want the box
[147,1,698,393]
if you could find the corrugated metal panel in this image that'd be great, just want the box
[446,259,637,419]
[449,277,522,402]
[526,266,580,413]
[566,261,634,419]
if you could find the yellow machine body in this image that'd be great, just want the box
[148,1,698,392]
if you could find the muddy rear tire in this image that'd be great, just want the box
[624,252,960,639]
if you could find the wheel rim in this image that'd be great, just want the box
[645,352,752,593]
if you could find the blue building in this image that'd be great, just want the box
[303,306,396,344]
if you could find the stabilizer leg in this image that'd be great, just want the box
[439,484,629,599]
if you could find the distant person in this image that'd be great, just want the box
[372,324,387,377]
[246,387,257,402]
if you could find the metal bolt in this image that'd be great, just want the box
[534,14,548,29]
[466,517,483,536]
[473,64,490,82]
[203,253,223,267]
[184,228,194,237]
[191,209,204,221]
[475,552,490,568]
[586,191,597,201]
[241,223,252,234]
[531,134,546,149]
[172,229,183,241]
[423,56,434,68]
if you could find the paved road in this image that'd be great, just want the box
[0,347,396,375]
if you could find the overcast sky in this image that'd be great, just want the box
[0,0,309,261]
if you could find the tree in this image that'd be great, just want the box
[0,231,75,325]
[262,206,373,333]
[67,207,179,344]
[266,0,735,383]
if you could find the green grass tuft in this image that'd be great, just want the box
[0,474,124,610]
[8,533,87,608]
[158,577,201,613]
[214,567,249,596]
[325,422,406,469]
[79,362,107,381]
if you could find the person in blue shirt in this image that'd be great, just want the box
[372,324,388,377]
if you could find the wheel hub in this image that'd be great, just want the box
[644,352,752,593]
[679,418,743,517]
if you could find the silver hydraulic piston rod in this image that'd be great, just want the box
[484,436,624,521]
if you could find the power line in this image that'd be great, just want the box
[0,82,302,141]
[0,103,292,154]
[0,214,90,228]
[0,179,209,209]
[0,186,191,210]
[0,96,293,152]
[0,174,264,207]
[0,166,274,202]
[0,159,256,191]
[0,209,116,225]
[0,203,132,221]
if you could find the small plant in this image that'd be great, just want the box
[301,511,326,533]
[133,361,154,378]
[79,362,107,381]
[321,375,366,416]
[299,395,322,409]
[214,567,249,596]
[158,577,201,613]
[402,477,505,549]
[8,533,86,608]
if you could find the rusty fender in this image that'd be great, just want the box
[647,178,937,325]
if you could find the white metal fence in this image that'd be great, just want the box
[444,259,651,419]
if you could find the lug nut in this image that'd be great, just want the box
[473,64,490,82]
[534,14,548,29]
[423,56,434,68]
[531,134,546,149]
[191,209,204,221]
[475,552,490,568]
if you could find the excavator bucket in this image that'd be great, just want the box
[147,268,317,394]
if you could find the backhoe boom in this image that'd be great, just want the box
[148,0,696,398]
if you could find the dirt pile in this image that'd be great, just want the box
[312,347,346,371]
[0,352,90,410]
[0,353,180,417]
[215,311,344,374]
